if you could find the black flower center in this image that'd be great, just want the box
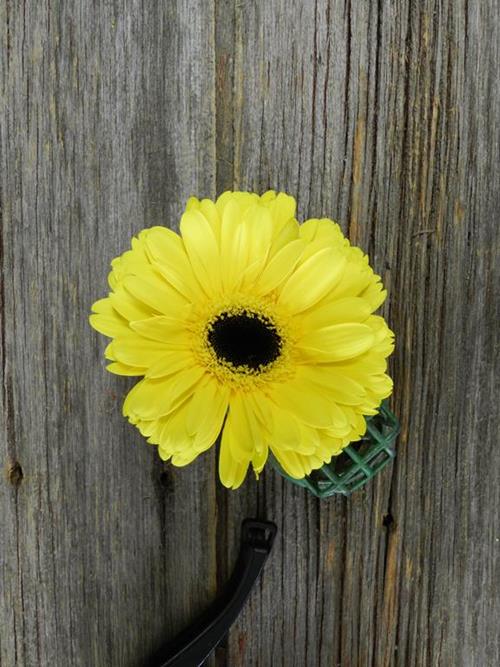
[207,311,282,370]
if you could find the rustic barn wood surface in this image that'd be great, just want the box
[1,2,499,666]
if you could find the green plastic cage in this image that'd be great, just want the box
[272,401,399,498]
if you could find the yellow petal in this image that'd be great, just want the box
[301,366,366,405]
[161,366,206,416]
[327,403,351,431]
[300,296,372,332]
[89,312,129,338]
[269,217,300,256]
[185,197,222,241]
[278,247,346,313]
[298,323,375,361]
[271,405,302,448]
[145,226,202,300]
[107,241,152,289]
[193,382,230,451]
[317,433,345,459]
[109,288,152,322]
[180,210,221,295]
[260,190,277,203]
[123,378,170,420]
[223,394,255,463]
[104,342,115,360]
[123,366,204,420]
[360,281,386,310]
[299,217,346,245]
[158,447,172,462]
[271,446,306,478]
[244,392,273,441]
[267,192,296,227]
[330,267,372,301]
[239,205,273,284]
[185,377,217,435]
[157,402,194,460]
[106,362,146,376]
[242,395,267,455]
[272,406,317,454]
[91,297,114,315]
[136,419,158,439]
[123,270,187,316]
[219,406,250,489]
[269,373,334,428]
[198,199,222,240]
[129,315,186,343]
[231,392,269,474]
[112,335,171,367]
[219,200,249,292]
[252,444,269,478]
[171,448,201,467]
[255,239,305,295]
[185,196,201,210]
[145,350,195,379]
[216,191,259,219]
[333,354,387,377]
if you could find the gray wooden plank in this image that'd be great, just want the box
[215,1,500,666]
[1,1,499,666]
[0,2,217,666]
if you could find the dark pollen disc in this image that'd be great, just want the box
[207,311,282,370]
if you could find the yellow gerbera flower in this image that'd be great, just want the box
[90,191,394,489]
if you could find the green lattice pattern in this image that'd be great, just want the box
[273,401,399,498]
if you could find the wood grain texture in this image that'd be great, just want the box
[1,1,499,666]
[0,2,217,666]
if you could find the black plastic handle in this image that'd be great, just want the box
[146,519,277,667]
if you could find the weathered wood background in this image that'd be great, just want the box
[1,1,499,666]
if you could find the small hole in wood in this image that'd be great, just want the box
[382,512,394,528]
[159,469,173,491]
[7,461,23,488]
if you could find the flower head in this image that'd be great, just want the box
[90,191,394,489]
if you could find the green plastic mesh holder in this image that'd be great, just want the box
[272,401,399,498]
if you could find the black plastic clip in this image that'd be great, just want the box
[146,519,277,667]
